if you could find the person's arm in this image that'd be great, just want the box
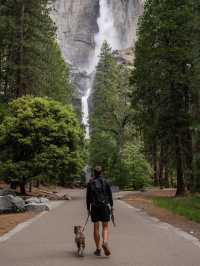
[107,183,113,208]
[86,182,91,212]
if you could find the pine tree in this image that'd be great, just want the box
[132,0,195,195]
[90,42,138,182]
[0,0,71,103]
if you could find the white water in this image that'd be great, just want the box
[82,86,92,139]
[82,0,122,138]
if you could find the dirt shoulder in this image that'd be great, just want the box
[0,212,36,236]
[0,184,67,237]
[123,189,200,241]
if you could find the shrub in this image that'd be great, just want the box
[0,96,85,193]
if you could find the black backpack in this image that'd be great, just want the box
[90,177,108,208]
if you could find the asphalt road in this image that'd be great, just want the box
[0,189,200,266]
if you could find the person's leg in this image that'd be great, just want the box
[94,222,101,250]
[102,222,111,256]
[102,222,109,243]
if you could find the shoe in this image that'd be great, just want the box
[94,249,101,256]
[102,242,111,256]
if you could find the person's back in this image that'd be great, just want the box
[86,166,113,256]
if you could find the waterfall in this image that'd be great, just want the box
[81,86,92,139]
[82,0,124,139]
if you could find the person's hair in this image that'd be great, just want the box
[94,166,102,178]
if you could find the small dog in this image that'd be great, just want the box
[74,226,85,257]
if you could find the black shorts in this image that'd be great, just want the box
[91,205,111,223]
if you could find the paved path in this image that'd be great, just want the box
[0,189,200,266]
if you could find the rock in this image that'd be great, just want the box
[0,188,16,196]
[51,0,99,68]
[114,48,135,65]
[9,195,25,210]
[62,194,72,201]
[47,193,72,201]
[110,0,144,48]
[25,197,41,204]
[0,196,14,213]
[40,197,49,204]
[25,197,49,204]
[25,203,50,212]
[0,195,25,213]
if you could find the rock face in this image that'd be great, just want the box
[114,47,135,65]
[110,0,144,48]
[52,0,99,69]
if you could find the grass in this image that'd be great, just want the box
[153,196,200,223]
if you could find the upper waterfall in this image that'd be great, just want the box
[88,0,122,72]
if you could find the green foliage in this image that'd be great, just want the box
[90,41,151,189]
[132,0,199,194]
[119,143,152,189]
[0,96,85,186]
[153,196,200,223]
[0,97,8,123]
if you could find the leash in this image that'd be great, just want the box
[82,213,90,232]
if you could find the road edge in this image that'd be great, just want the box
[119,200,200,249]
[0,201,65,243]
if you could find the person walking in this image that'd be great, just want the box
[86,166,113,256]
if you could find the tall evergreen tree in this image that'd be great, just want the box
[132,0,196,195]
[90,42,151,188]
[0,0,71,103]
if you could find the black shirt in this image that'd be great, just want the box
[86,177,113,211]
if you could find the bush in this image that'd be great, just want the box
[120,143,152,190]
[0,96,85,193]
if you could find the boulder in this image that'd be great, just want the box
[40,197,49,204]
[0,196,14,213]
[0,188,16,196]
[25,203,50,212]
[0,195,25,213]
[62,194,72,201]
[9,195,25,210]
[47,193,72,201]
[25,197,41,204]
[25,197,49,204]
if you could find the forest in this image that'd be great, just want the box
[0,1,200,264]
[90,0,200,197]
[0,0,85,193]
[0,0,200,198]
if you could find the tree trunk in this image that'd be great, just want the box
[152,140,159,186]
[164,166,170,188]
[10,181,17,190]
[20,182,26,195]
[159,144,164,189]
[36,180,40,188]
[29,182,32,193]
[175,135,186,196]
[184,129,193,191]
